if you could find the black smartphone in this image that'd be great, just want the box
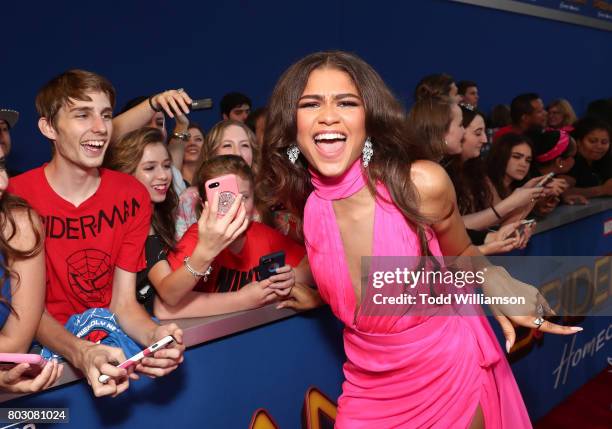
[257,251,286,281]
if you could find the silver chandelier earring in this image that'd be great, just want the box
[287,145,300,164]
[362,137,373,167]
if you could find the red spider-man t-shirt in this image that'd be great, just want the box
[9,166,152,324]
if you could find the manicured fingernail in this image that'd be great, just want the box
[570,326,583,332]
[505,340,511,353]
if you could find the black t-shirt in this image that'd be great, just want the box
[136,234,167,315]
[568,153,612,188]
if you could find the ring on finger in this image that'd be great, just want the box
[177,88,184,93]
[533,317,545,329]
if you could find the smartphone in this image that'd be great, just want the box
[0,353,47,376]
[515,219,536,239]
[257,251,286,281]
[536,172,555,187]
[98,335,175,384]
[205,174,240,217]
[190,98,213,110]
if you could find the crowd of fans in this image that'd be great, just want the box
[0,64,610,397]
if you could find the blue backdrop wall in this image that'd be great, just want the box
[3,0,612,172]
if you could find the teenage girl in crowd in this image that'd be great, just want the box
[485,133,556,223]
[104,127,179,313]
[0,148,63,392]
[260,50,581,428]
[154,155,316,319]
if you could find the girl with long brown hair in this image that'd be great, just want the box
[260,50,580,428]
[104,127,179,313]
[0,148,63,392]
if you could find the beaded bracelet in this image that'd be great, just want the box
[183,256,212,281]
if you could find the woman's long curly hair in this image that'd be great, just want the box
[0,194,44,315]
[258,50,436,255]
[104,127,178,250]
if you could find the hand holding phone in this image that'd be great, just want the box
[0,357,63,394]
[0,353,47,377]
[516,218,535,234]
[205,174,240,218]
[536,172,555,188]
[257,251,286,281]
[98,336,175,384]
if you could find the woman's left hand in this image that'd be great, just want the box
[267,265,296,297]
[481,266,582,353]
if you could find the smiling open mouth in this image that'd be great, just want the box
[81,140,105,153]
[314,132,347,156]
[152,184,168,193]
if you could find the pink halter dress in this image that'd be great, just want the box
[304,160,532,428]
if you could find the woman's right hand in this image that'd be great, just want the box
[197,193,249,260]
[0,359,63,394]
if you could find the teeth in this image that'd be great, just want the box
[314,133,346,142]
[82,140,105,147]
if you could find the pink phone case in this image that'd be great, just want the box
[0,354,47,378]
[0,353,46,369]
[205,174,240,217]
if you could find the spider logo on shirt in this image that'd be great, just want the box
[66,249,112,307]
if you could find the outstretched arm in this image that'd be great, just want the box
[411,160,581,351]
[111,89,193,143]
